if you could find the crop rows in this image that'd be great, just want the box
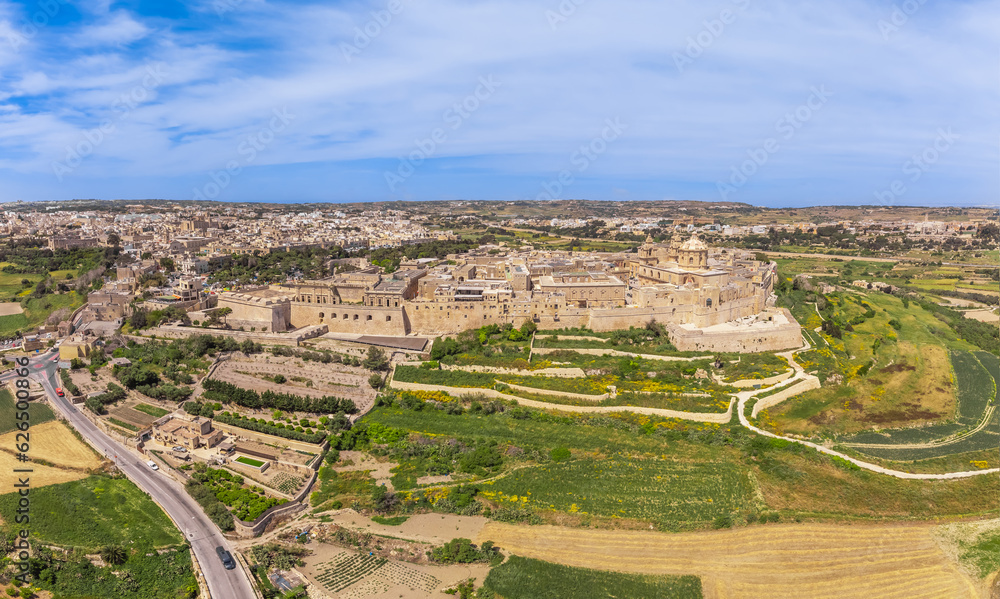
[854,412,999,461]
[271,472,303,495]
[840,423,965,445]
[951,352,994,425]
[313,553,388,592]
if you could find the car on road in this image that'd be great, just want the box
[146,460,159,471]
[216,546,236,570]
[55,388,64,397]
[172,446,187,452]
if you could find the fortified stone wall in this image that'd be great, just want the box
[290,303,407,336]
[667,309,803,353]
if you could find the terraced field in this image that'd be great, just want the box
[483,458,754,526]
[842,350,999,463]
[478,522,981,599]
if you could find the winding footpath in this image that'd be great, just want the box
[736,340,1000,481]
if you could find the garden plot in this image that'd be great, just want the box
[305,550,440,596]
[107,405,158,429]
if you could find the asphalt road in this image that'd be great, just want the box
[4,351,257,599]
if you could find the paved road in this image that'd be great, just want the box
[3,352,256,599]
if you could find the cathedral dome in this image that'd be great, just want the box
[680,235,707,251]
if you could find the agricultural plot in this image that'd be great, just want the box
[483,458,754,526]
[951,352,995,425]
[0,389,53,434]
[133,402,170,418]
[845,351,999,462]
[0,475,184,548]
[307,551,439,596]
[478,521,979,598]
[108,405,158,429]
[483,556,702,599]
[271,471,304,495]
[0,420,101,487]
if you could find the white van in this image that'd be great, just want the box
[146,460,159,471]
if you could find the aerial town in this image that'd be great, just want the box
[0,199,997,599]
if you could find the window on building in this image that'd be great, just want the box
[367,315,372,321]
[386,316,392,322]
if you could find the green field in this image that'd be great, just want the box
[236,455,266,467]
[484,457,754,525]
[0,388,54,434]
[133,403,170,418]
[483,556,702,599]
[29,547,198,599]
[0,475,184,549]
[0,291,86,335]
[845,350,999,463]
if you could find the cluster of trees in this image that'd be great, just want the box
[430,322,539,362]
[59,369,81,397]
[190,466,286,522]
[128,305,189,329]
[916,299,1000,354]
[83,383,127,415]
[207,247,343,285]
[185,480,234,531]
[431,538,501,565]
[214,411,328,444]
[0,245,113,276]
[201,378,357,414]
[366,238,483,274]
[269,345,362,366]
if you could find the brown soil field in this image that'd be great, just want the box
[0,421,102,489]
[0,303,24,316]
[478,521,983,599]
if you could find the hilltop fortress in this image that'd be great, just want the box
[218,235,801,353]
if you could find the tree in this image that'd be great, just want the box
[159,257,176,272]
[272,374,286,384]
[100,544,127,565]
[362,346,389,371]
[141,252,153,260]
[107,233,121,247]
[368,373,384,389]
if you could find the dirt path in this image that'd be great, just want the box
[477,521,982,599]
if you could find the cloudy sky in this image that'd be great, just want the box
[0,0,996,206]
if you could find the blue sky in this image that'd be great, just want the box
[0,0,997,206]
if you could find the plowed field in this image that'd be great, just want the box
[478,522,982,599]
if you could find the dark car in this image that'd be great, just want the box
[216,546,236,570]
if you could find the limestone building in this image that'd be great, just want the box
[213,235,800,352]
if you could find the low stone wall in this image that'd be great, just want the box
[399,361,588,378]
[233,499,307,538]
[388,380,732,423]
[534,334,607,342]
[531,346,709,362]
[143,324,328,347]
[751,377,821,418]
[499,381,611,401]
[722,369,794,389]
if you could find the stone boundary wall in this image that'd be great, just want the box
[751,377,822,418]
[398,361,587,378]
[142,324,328,346]
[534,334,607,342]
[233,499,307,538]
[211,420,329,454]
[500,381,611,401]
[388,380,732,423]
[531,346,710,362]
[668,308,803,353]
[723,369,794,389]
